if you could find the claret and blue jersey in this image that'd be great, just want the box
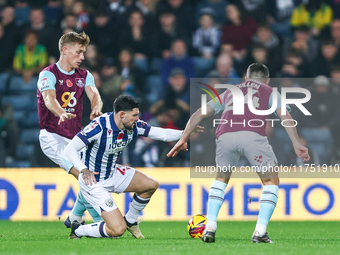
[76,112,151,182]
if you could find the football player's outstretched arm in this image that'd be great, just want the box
[277,108,310,162]
[85,86,103,120]
[167,105,214,158]
[42,89,76,125]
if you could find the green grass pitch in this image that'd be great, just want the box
[1,221,340,255]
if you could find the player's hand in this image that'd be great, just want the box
[58,113,76,125]
[90,110,103,120]
[167,139,188,158]
[293,143,310,162]
[191,125,204,136]
[81,168,99,186]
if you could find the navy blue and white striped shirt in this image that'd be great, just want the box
[76,112,151,182]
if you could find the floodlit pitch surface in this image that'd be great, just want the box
[1,221,340,255]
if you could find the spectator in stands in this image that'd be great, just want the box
[85,10,118,60]
[291,0,333,37]
[195,0,228,29]
[156,0,196,34]
[221,4,257,61]
[330,19,340,49]
[283,25,319,63]
[0,23,16,73]
[206,54,240,81]
[119,9,150,71]
[0,104,19,166]
[43,0,62,25]
[80,43,105,73]
[245,43,281,78]
[330,64,340,94]
[238,0,267,23]
[150,68,190,129]
[192,7,221,59]
[300,75,338,164]
[312,39,340,77]
[161,39,195,86]
[20,7,61,60]
[277,61,301,79]
[266,0,295,37]
[252,24,282,59]
[72,0,89,30]
[150,8,189,59]
[13,30,48,83]
[0,5,20,47]
[14,0,31,26]
[101,48,146,103]
[133,0,158,26]
[60,13,79,32]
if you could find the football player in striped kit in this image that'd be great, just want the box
[65,95,201,239]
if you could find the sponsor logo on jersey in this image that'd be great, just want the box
[116,166,125,175]
[41,78,48,89]
[59,80,63,85]
[76,78,85,88]
[66,79,73,87]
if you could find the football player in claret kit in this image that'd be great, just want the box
[65,95,201,239]
[37,31,103,226]
[168,63,310,243]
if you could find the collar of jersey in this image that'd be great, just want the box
[56,62,75,75]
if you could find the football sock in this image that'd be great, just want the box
[79,191,102,222]
[206,180,227,232]
[71,192,102,223]
[125,193,150,225]
[255,185,278,236]
[75,221,109,238]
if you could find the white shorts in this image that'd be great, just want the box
[216,131,277,171]
[79,164,136,215]
[39,129,83,173]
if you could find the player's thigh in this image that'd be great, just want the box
[215,133,239,179]
[101,208,126,235]
[124,170,159,194]
[79,179,118,216]
[39,130,72,172]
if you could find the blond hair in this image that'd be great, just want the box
[58,31,90,52]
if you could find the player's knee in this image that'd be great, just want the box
[107,223,126,237]
[151,179,159,192]
[114,225,127,237]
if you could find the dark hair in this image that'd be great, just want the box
[113,95,140,113]
[321,39,336,46]
[246,63,269,82]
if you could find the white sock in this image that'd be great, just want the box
[205,220,217,232]
[75,221,109,238]
[69,212,82,222]
[125,193,150,224]
[255,223,267,236]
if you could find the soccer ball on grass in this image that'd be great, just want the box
[187,214,207,238]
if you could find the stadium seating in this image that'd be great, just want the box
[20,129,40,145]
[16,144,34,160]
[0,72,9,94]
[2,95,33,111]
[8,76,38,95]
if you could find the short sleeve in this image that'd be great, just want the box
[136,120,151,137]
[77,119,102,145]
[37,71,57,92]
[207,91,226,116]
[85,70,95,87]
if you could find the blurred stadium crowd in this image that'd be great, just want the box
[0,0,340,168]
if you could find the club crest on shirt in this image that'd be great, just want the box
[66,79,73,87]
[108,129,112,135]
[76,78,85,88]
[84,121,98,134]
[105,198,114,207]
